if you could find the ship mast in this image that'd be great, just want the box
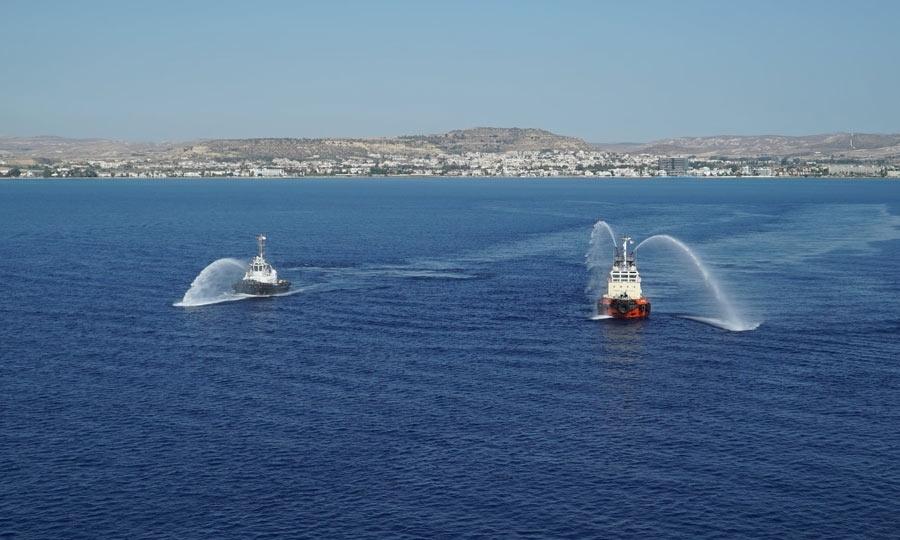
[257,234,267,259]
[621,236,632,269]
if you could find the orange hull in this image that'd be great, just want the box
[600,296,651,319]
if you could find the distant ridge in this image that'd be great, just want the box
[3,129,900,162]
[408,127,591,154]
[0,135,170,161]
[181,128,590,160]
[633,133,900,159]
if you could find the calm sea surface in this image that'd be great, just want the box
[2,178,899,538]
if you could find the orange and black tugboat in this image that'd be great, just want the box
[599,236,651,319]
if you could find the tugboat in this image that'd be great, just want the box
[233,234,291,295]
[599,236,651,319]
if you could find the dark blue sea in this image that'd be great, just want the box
[2,178,899,539]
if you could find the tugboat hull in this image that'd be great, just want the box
[600,296,651,319]
[233,279,291,296]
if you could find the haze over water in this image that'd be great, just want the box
[2,178,899,537]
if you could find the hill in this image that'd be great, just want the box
[0,136,170,162]
[634,133,900,159]
[180,128,590,161]
[4,130,900,163]
[410,127,591,153]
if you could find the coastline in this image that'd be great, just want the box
[2,175,898,181]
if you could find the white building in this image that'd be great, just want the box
[251,167,285,177]
[827,164,880,176]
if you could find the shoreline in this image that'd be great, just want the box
[2,175,898,181]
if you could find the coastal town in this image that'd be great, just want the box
[2,150,898,179]
[3,128,899,178]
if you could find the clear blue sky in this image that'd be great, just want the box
[2,0,898,142]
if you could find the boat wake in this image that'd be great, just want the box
[679,315,761,332]
[176,257,476,308]
[174,295,245,308]
[174,287,309,307]
[296,265,475,280]
[375,268,474,280]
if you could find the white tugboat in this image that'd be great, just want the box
[233,234,291,295]
[599,236,651,319]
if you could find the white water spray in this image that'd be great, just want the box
[585,220,618,304]
[174,258,247,307]
[635,235,758,331]
[593,220,617,249]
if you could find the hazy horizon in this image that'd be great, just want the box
[3,127,900,146]
[3,0,899,141]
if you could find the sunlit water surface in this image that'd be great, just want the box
[1,178,899,538]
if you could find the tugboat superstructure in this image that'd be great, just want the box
[233,234,291,296]
[599,236,651,319]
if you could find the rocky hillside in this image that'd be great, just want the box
[4,130,900,163]
[1,128,593,163]
[181,128,590,161]
[178,138,401,160]
[410,128,591,154]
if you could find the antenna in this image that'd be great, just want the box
[257,234,266,258]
